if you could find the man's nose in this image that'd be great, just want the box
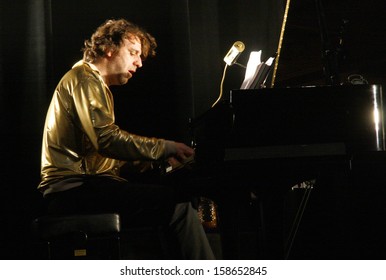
[135,57,142,68]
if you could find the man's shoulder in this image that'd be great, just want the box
[70,60,93,75]
[64,61,98,82]
[56,61,101,94]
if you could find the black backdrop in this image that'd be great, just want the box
[2,0,385,259]
[0,0,283,258]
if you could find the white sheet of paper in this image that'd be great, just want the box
[240,50,262,89]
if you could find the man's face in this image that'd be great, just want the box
[106,36,143,86]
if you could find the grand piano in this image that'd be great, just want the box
[188,0,386,260]
[190,84,386,260]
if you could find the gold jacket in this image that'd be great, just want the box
[38,61,167,194]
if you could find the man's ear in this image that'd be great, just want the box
[106,51,112,58]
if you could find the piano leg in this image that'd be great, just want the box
[215,157,352,260]
[258,185,288,259]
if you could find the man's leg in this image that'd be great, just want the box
[169,202,215,260]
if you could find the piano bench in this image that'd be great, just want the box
[31,213,165,259]
[31,213,122,259]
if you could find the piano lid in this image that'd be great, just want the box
[271,0,386,88]
[191,85,385,162]
[230,84,385,152]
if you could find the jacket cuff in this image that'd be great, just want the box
[164,140,176,158]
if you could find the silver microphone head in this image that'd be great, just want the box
[223,41,245,66]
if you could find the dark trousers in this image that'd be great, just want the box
[45,176,215,259]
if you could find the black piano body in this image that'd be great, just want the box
[193,84,385,162]
[190,84,386,259]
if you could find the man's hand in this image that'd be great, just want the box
[173,142,195,162]
[165,141,195,171]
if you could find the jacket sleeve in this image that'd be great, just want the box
[72,75,166,161]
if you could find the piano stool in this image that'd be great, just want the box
[31,213,166,259]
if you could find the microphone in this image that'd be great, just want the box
[223,41,245,66]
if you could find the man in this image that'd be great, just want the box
[38,18,215,259]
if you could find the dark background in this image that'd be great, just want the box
[0,0,385,259]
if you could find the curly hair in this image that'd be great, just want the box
[82,19,157,63]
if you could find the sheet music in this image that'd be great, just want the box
[240,51,262,89]
[241,51,275,89]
